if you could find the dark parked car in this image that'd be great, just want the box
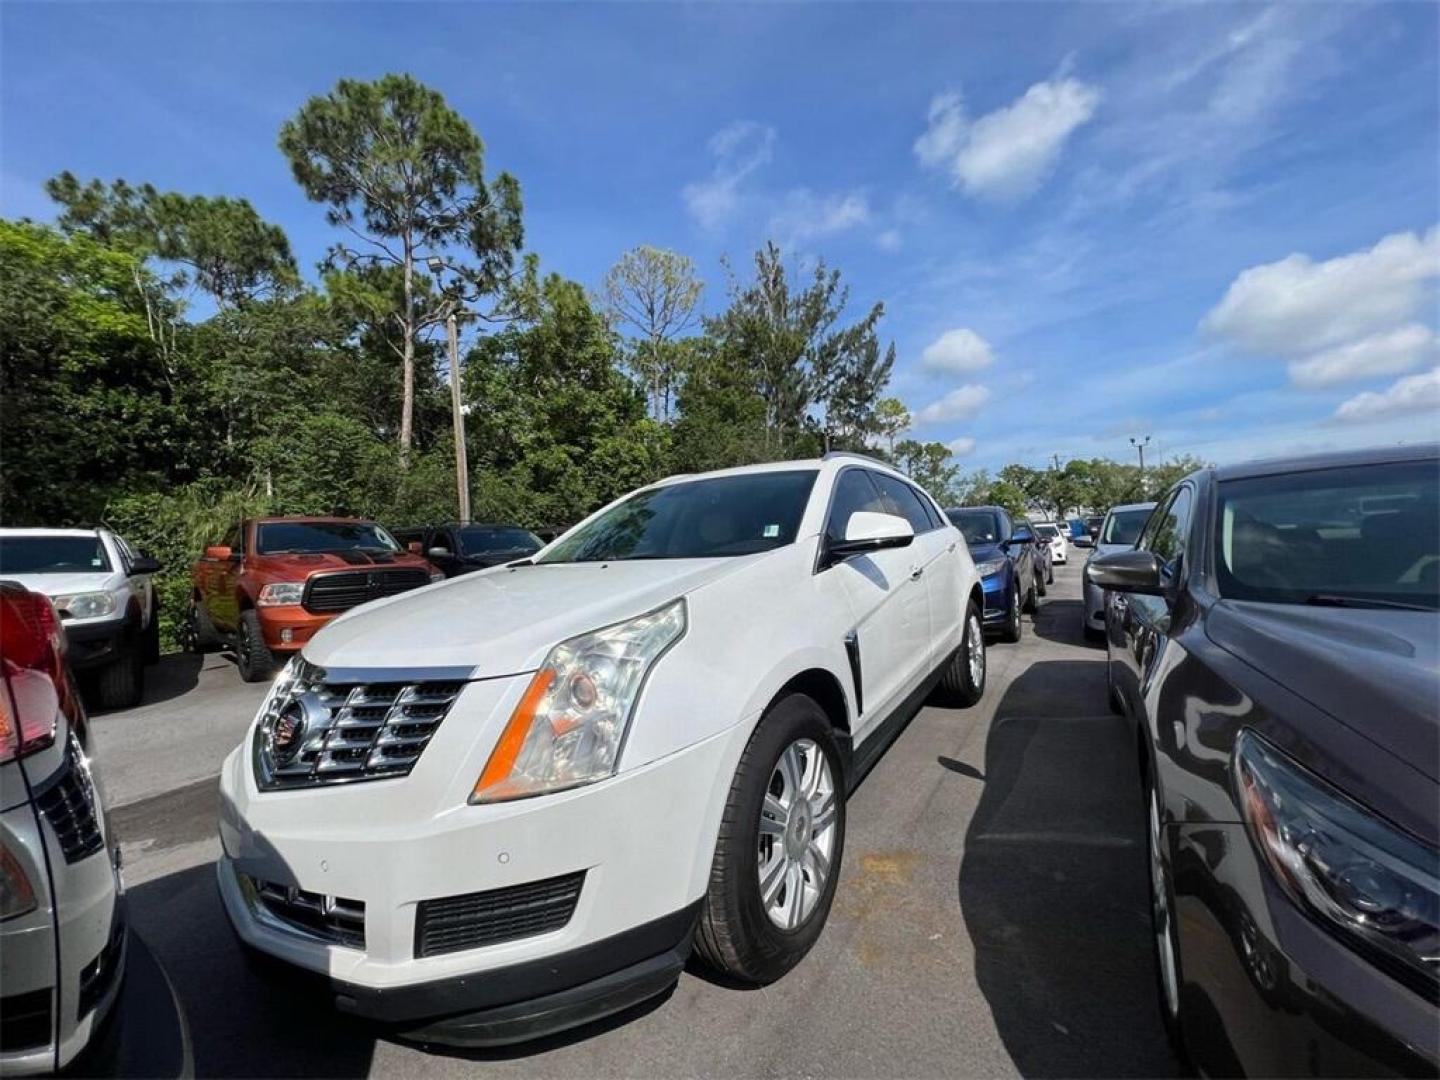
[1087,443,1438,1077]
[946,506,1039,642]
[392,523,544,578]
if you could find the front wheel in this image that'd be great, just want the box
[1145,767,1188,1060]
[95,648,144,709]
[999,586,1023,643]
[694,694,845,985]
[935,600,986,707]
[236,610,276,683]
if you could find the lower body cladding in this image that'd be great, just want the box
[0,801,126,1075]
[1170,822,1437,1077]
[216,712,753,1047]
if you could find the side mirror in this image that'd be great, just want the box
[1086,550,1164,595]
[824,511,914,567]
[204,545,232,561]
[428,546,452,558]
[406,541,423,555]
[129,555,162,575]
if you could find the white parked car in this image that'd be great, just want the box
[0,584,126,1074]
[1034,522,1068,564]
[0,529,161,708]
[1082,502,1157,640]
[218,456,987,1045]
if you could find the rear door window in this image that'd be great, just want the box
[869,472,936,535]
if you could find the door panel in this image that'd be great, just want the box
[821,469,930,733]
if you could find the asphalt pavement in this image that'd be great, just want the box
[96,560,1182,1078]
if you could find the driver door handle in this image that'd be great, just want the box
[910,564,925,581]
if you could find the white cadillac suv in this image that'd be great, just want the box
[217,455,987,1046]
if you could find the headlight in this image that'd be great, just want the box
[975,558,1007,577]
[257,582,305,607]
[470,599,687,804]
[54,591,117,620]
[1235,730,1439,998]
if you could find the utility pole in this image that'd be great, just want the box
[429,256,471,523]
[1130,435,1151,495]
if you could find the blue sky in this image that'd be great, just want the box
[3,2,1437,473]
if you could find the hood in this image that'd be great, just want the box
[1206,600,1439,781]
[967,542,1005,564]
[1,571,120,598]
[260,550,430,574]
[305,556,755,676]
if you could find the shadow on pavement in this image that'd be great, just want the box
[87,653,205,716]
[1029,597,1099,649]
[960,659,1181,1078]
[126,865,378,1078]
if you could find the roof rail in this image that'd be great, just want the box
[820,450,895,469]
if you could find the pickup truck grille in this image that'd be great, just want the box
[254,658,464,789]
[301,568,431,614]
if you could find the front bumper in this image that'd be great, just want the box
[218,674,749,1044]
[979,571,1010,625]
[1173,823,1438,1077]
[253,606,333,653]
[1083,573,1106,630]
[60,615,130,671]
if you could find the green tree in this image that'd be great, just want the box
[604,245,703,420]
[894,439,959,503]
[873,397,910,455]
[279,73,524,458]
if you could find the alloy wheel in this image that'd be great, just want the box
[967,610,985,687]
[757,738,838,930]
[1149,784,1181,1019]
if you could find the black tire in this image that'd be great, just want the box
[1022,578,1038,614]
[1143,763,1189,1062]
[236,609,275,683]
[183,596,221,653]
[934,600,986,707]
[1084,622,1106,643]
[143,602,161,665]
[1047,563,1055,585]
[1036,571,1047,598]
[96,648,144,709]
[694,694,846,985]
[999,586,1023,643]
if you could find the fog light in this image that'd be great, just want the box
[280,628,294,644]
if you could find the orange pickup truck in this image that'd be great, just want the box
[186,516,440,681]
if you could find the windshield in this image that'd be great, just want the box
[1216,460,1439,610]
[256,521,400,555]
[950,510,1001,545]
[540,471,817,563]
[458,526,543,556]
[0,536,111,574]
[1036,524,1059,539]
[1100,509,1152,546]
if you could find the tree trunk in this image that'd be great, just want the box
[399,235,415,463]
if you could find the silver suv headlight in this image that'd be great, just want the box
[53,591,119,620]
[1235,729,1439,998]
[470,600,687,803]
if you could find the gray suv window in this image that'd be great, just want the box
[869,472,935,534]
[826,469,885,541]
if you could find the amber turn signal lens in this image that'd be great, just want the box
[471,668,555,801]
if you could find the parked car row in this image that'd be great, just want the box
[1085,443,1438,1078]
[218,453,990,1048]
[942,506,1062,642]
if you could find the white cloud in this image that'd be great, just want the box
[914,384,991,424]
[1203,226,1440,356]
[921,328,994,375]
[681,121,776,229]
[914,78,1101,200]
[876,228,902,253]
[768,189,870,247]
[946,436,977,457]
[1288,325,1437,388]
[1334,367,1440,423]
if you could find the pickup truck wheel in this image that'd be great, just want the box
[934,600,986,707]
[694,694,845,985]
[236,610,275,683]
[183,597,221,653]
[96,647,144,709]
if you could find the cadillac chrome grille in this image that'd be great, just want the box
[254,658,464,789]
[35,735,104,864]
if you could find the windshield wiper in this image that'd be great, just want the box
[1303,594,1433,612]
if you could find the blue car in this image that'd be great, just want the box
[945,505,1039,642]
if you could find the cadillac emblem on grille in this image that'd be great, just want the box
[253,658,466,790]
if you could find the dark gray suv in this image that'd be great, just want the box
[1088,443,1438,1077]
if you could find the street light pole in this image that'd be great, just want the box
[445,310,470,523]
[1130,434,1151,494]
